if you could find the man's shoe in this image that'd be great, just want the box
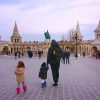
[52,83,58,86]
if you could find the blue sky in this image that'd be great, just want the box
[0,0,100,42]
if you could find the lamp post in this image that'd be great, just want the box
[75,32,78,58]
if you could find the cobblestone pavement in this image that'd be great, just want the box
[0,55,100,100]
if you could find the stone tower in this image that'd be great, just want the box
[11,21,22,43]
[94,20,100,40]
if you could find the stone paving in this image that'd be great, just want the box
[0,55,100,100]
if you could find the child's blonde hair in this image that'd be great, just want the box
[17,61,25,68]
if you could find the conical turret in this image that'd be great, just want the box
[94,20,100,40]
[94,20,100,32]
[74,21,83,41]
[11,21,21,37]
[11,21,22,43]
[75,21,81,35]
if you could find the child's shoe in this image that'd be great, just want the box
[16,87,20,94]
[41,82,45,88]
[23,85,27,92]
[41,80,45,88]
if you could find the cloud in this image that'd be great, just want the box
[0,0,100,41]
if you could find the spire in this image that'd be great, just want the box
[94,19,100,32]
[75,21,81,35]
[94,20,100,40]
[75,21,83,40]
[12,21,21,37]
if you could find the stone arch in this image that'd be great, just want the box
[2,46,9,55]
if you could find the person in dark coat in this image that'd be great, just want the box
[65,49,70,64]
[62,49,66,64]
[14,51,17,59]
[27,50,33,58]
[83,52,85,57]
[38,51,42,59]
[39,62,48,88]
[47,39,62,86]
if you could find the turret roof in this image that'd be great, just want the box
[94,20,100,32]
[11,21,21,38]
[75,21,81,35]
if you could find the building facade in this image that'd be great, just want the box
[0,20,100,56]
[59,20,100,56]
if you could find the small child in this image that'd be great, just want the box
[15,61,27,94]
[39,62,48,88]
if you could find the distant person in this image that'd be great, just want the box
[14,61,27,94]
[74,53,78,58]
[38,51,42,59]
[39,62,48,88]
[18,51,21,58]
[35,51,37,56]
[27,50,33,58]
[62,49,66,64]
[65,49,70,64]
[47,39,62,86]
[96,51,98,59]
[83,52,85,57]
[14,51,17,59]
[22,52,24,57]
[97,51,100,59]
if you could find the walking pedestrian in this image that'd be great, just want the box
[47,39,62,86]
[62,49,66,64]
[65,49,70,64]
